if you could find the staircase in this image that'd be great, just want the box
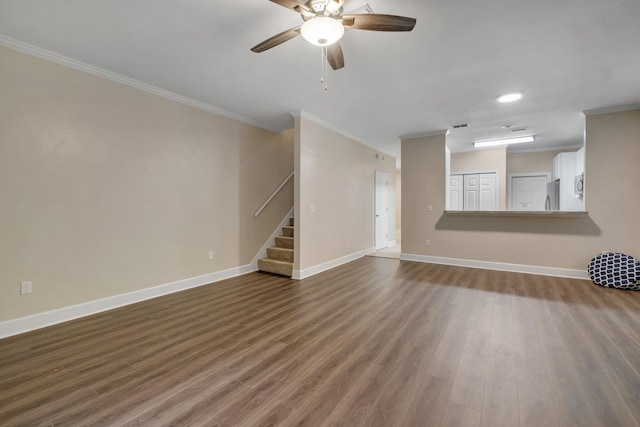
[258,217,294,277]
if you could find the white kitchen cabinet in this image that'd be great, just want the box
[553,155,561,181]
[552,153,576,181]
[553,152,584,211]
[575,146,585,174]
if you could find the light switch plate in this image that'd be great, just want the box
[20,281,32,295]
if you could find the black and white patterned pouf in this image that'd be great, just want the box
[588,252,640,290]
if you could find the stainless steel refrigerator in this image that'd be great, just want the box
[545,181,560,210]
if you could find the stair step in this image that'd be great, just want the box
[258,258,293,277]
[282,226,294,237]
[267,247,294,262]
[275,236,294,249]
[289,217,294,226]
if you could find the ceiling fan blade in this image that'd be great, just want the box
[342,14,417,31]
[269,0,312,15]
[251,27,301,53]
[327,42,345,70]
[269,0,303,11]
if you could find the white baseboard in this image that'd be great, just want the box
[293,247,375,280]
[0,264,256,339]
[400,253,589,280]
[250,207,294,270]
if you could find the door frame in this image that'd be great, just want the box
[374,170,390,250]
[507,172,551,210]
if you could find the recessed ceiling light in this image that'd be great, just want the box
[474,135,534,148]
[497,92,523,103]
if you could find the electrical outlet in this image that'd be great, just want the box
[20,281,32,295]
[427,205,433,211]
[208,251,214,261]
[425,239,431,247]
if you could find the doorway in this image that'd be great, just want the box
[509,173,550,210]
[375,171,390,250]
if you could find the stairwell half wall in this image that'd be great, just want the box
[293,113,397,279]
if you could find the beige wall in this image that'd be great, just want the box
[451,147,506,174]
[401,109,640,271]
[402,135,447,256]
[0,46,293,322]
[450,148,507,209]
[506,149,574,176]
[294,117,396,273]
[585,110,640,257]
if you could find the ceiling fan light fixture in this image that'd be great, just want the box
[300,17,344,46]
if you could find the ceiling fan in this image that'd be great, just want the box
[251,0,417,70]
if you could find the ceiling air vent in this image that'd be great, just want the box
[452,123,469,129]
[508,127,528,133]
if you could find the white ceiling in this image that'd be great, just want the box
[1,0,639,165]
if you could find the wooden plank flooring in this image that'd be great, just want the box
[2,257,640,426]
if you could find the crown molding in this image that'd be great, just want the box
[400,130,448,141]
[0,35,277,132]
[506,143,584,154]
[291,110,396,160]
[583,103,640,116]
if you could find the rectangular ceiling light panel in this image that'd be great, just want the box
[473,135,535,148]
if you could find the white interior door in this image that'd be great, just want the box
[464,174,479,210]
[450,175,463,210]
[511,175,548,210]
[375,171,389,250]
[479,173,497,210]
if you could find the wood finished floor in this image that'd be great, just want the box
[2,257,640,426]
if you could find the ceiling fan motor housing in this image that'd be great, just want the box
[305,0,343,17]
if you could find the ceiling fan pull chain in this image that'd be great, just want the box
[320,46,325,85]
[323,46,328,91]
